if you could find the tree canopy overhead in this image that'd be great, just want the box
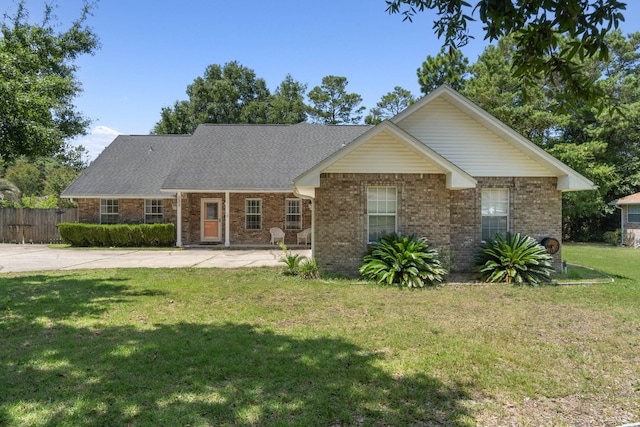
[365,86,415,124]
[152,62,309,134]
[0,1,99,165]
[307,75,366,125]
[386,0,627,108]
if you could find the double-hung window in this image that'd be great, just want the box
[145,199,164,223]
[100,199,119,224]
[285,198,302,230]
[628,205,640,223]
[245,199,262,230]
[368,186,397,243]
[481,188,509,240]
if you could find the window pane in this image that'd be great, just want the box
[482,189,508,215]
[482,216,508,241]
[101,214,118,224]
[101,199,118,224]
[368,187,396,214]
[285,199,302,230]
[481,189,508,239]
[145,200,163,223]
[206,204,217,219]
[367,187,397,242]
[245,199,261,230]
[369,215,396,242]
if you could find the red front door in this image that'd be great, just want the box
[201,199,221,241]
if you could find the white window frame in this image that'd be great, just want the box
[145,199,164,224]
[100,199,119,224]
[628,205,640,223]
[285,198,302,230]
[481,188,509,241]
[245,198,262,230]
[367,186,397,243]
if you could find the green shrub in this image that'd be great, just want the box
[107,225,131,247]
[473,232,553,285]
[359,233,447,288]
[58,223,175,247]
[299,258,320,279]
[602,229,621,246]
[57,223,91,246]
[277,242,306,276]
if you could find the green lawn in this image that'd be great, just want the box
[1,244,639,426]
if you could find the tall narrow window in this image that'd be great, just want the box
[285,198,302,230]
[368,186,396,243]
[245,199,262,230]
[100,199,119,224]
[481,188,509,240]
[145,199,163,223]
[628,205,640,223]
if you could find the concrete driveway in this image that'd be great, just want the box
[0,244,311,273]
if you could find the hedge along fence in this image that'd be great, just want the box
[58,223,176,247]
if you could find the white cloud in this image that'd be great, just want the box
[73,125,122,161]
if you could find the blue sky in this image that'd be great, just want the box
[7,0,640,160]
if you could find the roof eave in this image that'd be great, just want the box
[61,194,177,199]
[160,188,294,194]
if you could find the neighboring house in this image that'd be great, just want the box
[609,192,640,247]
[62,86,594,275]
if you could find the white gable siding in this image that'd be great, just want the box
[397,98,555,177]
[323,130,446,174]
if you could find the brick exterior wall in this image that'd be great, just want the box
[622,205,640,247]
[74,175,562,276]
[314,173,562,276]
[76,198,177,225]
[76,193,311,247]
[314,173,451,276]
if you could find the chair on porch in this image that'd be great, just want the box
[297,228,311,245]
[269,227,285,245]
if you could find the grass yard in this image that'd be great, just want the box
[1,244,639,426]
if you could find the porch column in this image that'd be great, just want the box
[225,191,230,247]
[176,192,182,247]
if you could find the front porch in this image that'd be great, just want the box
[175,191,313,248]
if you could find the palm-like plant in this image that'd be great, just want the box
[474,232,554,285]
[359,233,447,288]
[277,242,306,276]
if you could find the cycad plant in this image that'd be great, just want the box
[473,232,554,285]
[277,242,306,276]
[359,233,447,288]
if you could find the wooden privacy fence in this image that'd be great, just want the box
[0,208,78,244]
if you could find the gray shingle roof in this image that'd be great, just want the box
[61,134,191,198]
[62,122,372,197]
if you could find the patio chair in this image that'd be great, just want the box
[297,228,312,245]
[269,227,285,245]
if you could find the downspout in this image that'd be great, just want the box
[176,192,182,247]
[225,191,230,247]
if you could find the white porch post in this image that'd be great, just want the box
[225,191,230,247]
[176,192,182,247]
